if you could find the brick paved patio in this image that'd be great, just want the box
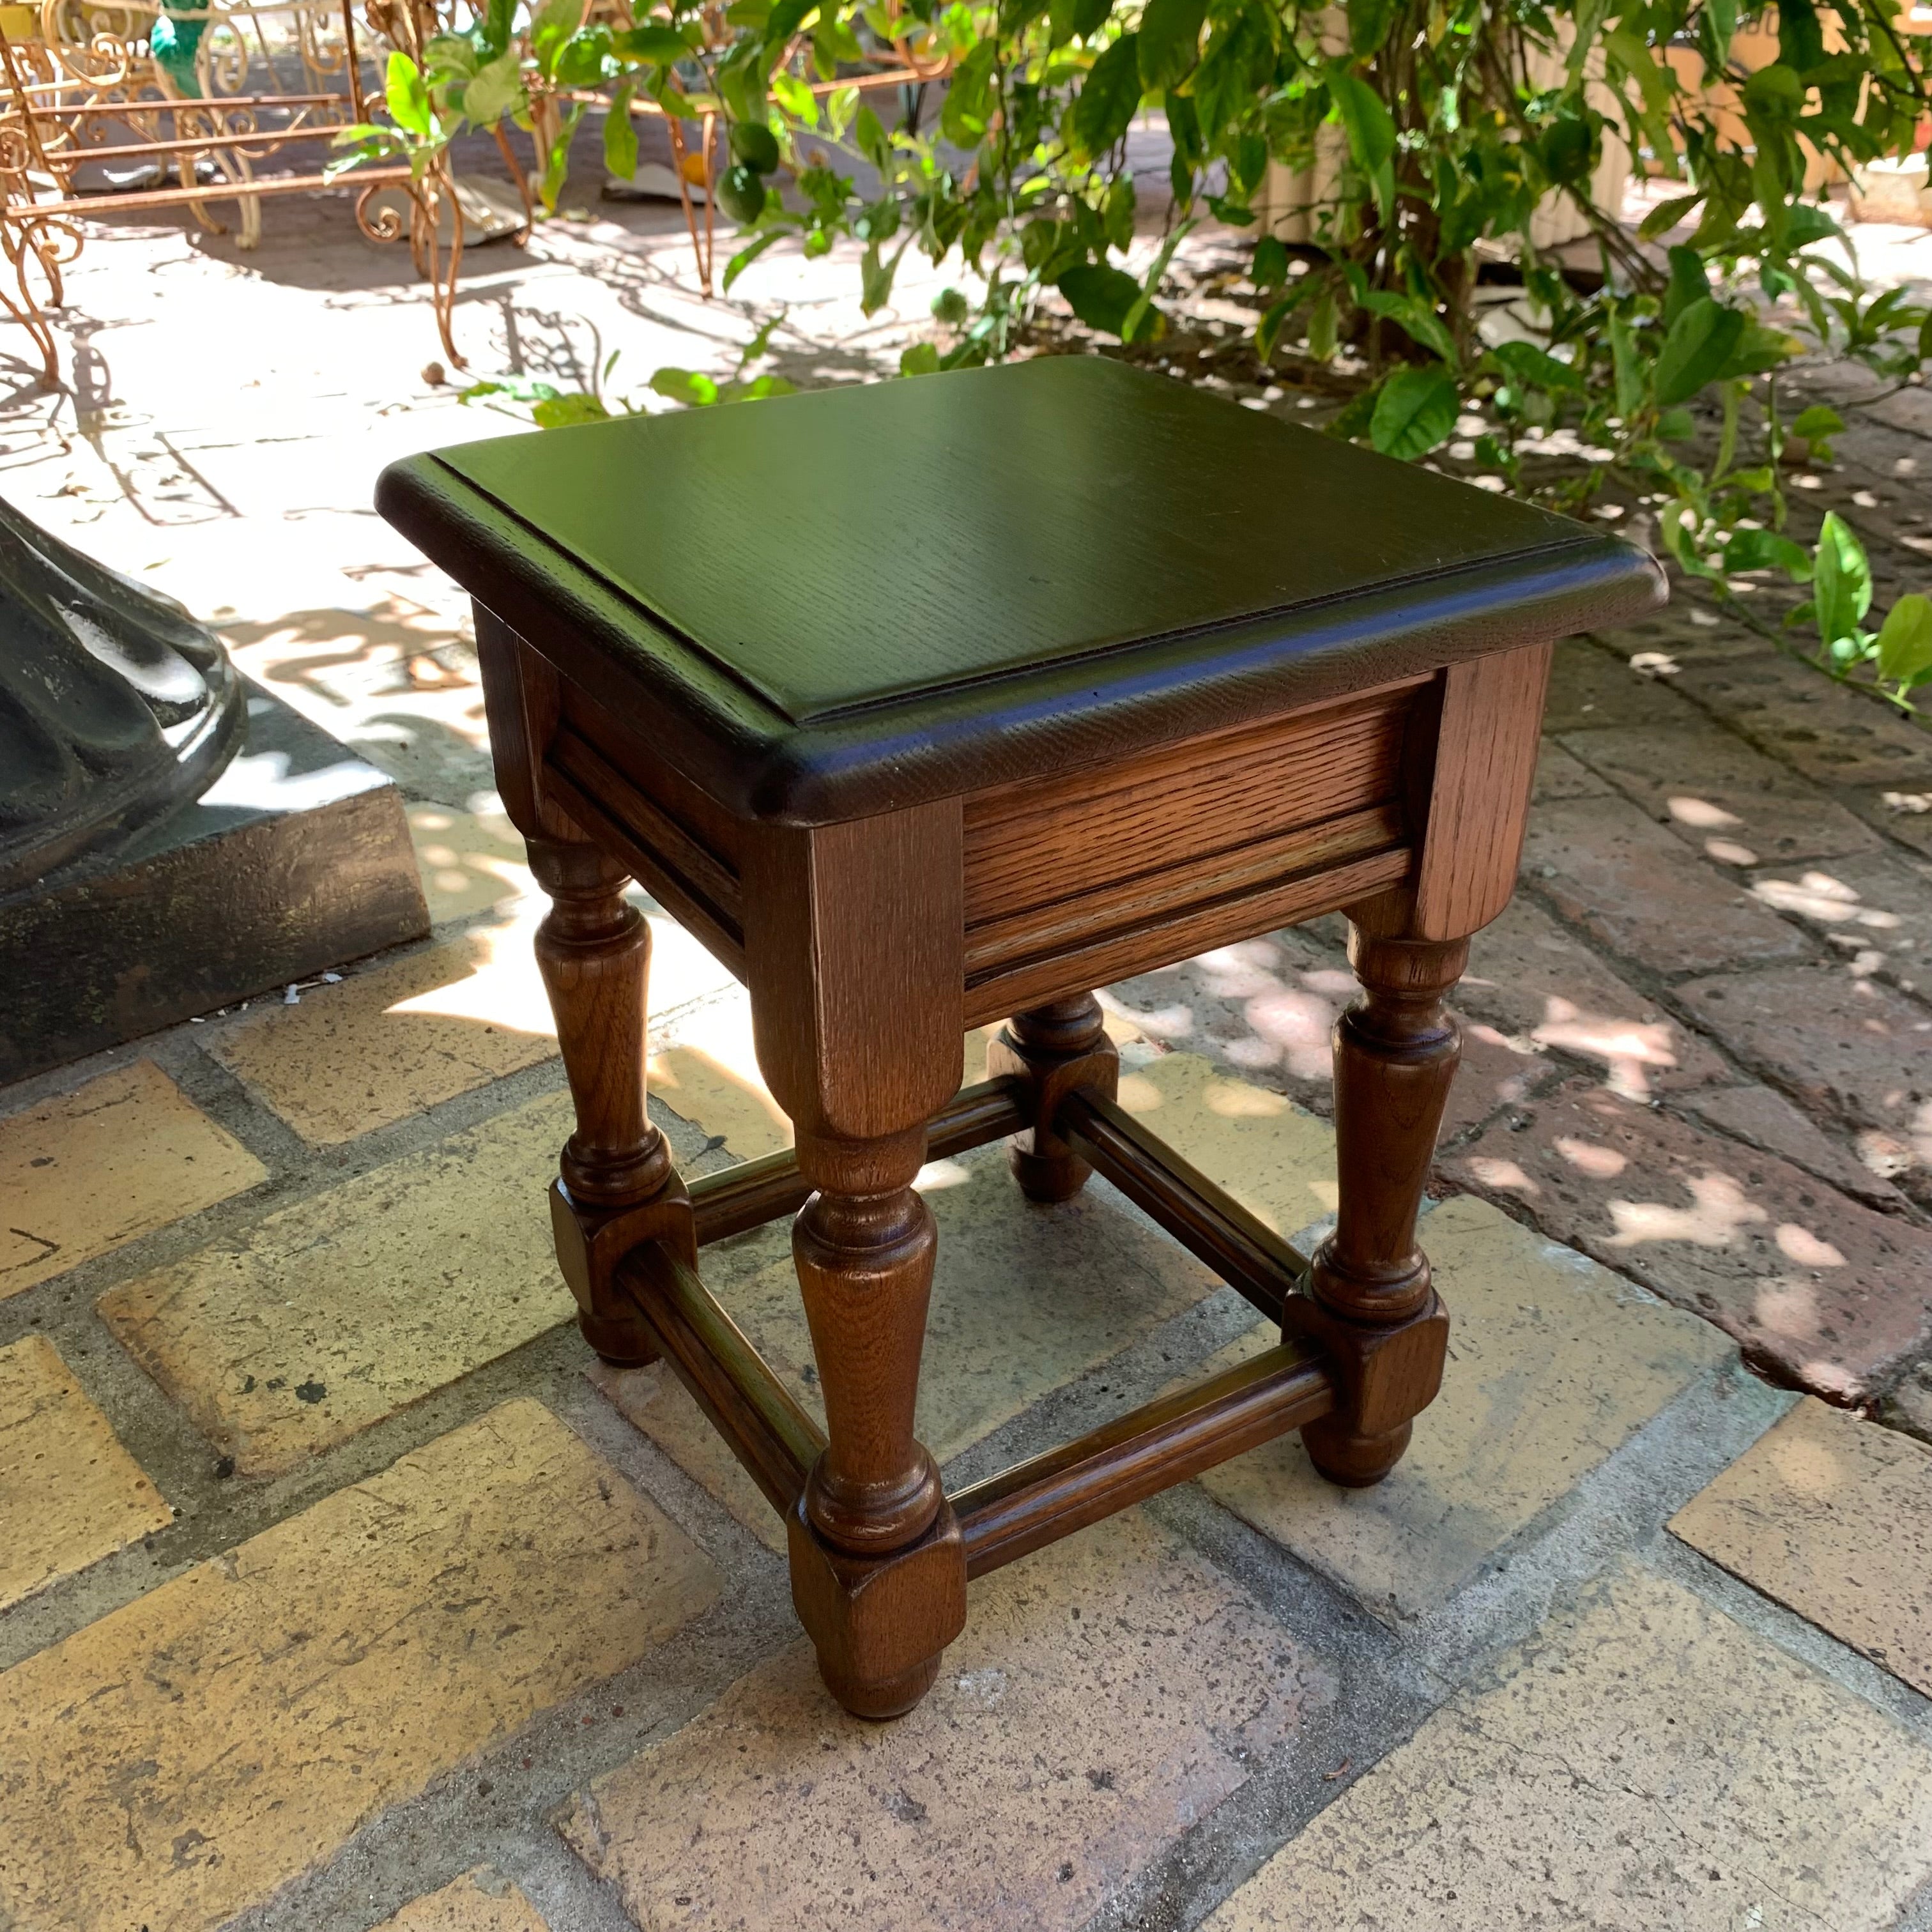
[2,182,1931,1930]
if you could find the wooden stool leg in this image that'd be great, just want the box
[744,804,968,1721]
[987,994,1119,1203]
[1289,928,1464,1488]
[786,1124,961,1717]
[527,833,685,1365]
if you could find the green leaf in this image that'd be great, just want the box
[1653,298,1747,406]
[532,392,612,427]
[1874,594,1932,684]
[859,240,899,314]
[1256,292,1304,360]
[1742,62,1803,122]
[1663,246,1710,329]
[1368,365,1460,461]
[1057,261,1149,339]
[1778,0,1825,75]
[463,49,522,125]
[1327,67,1395,221]
[613,20,692,62]
[1070,34,1143,161]
[1137,0,1206,91]
[771,70,818,125]
[385,52,431,137]
[1609,310,1643,417]
[1656,406,1696,441]
[650,367,722,406]
[722,227,785,291]
[1492,339,1581,392]
[538,100,586,211]
[1307,288,1336,362]
[900,341,942,376]
[1722,528,1813,578]
[854,102,889,171]
[940,37,998,145]
[603,80,638,178]
[1639,194,1706,242]
[719,372,797,401]
[529,0,588,77]
[1251,234,1287,292]
[1782,201,1843,250]
[1048,0,1110,43]
[480,0,514,56]
[1791,403,1844,441]
[1104,175,1136,252]
[1813,510,1873,648]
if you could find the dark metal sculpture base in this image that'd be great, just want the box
[0,686,429,1082]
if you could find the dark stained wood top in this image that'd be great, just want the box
[378,356,1663,824]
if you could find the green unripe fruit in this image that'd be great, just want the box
[716,163,767,224]
[730,119,780,174]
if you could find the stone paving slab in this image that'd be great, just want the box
[1105,935,1356,1114]
[1542,637,1701,732]
[1667,648,1932,791]
[1,1060,266,1301]
[1671,1081,1906,1209]
[1193,1197,1731,1621]
[1448,1078,1932,1399]
[1745,847,1932,981]
[1671,1396,1932,1699]
[1199,1563,1932,1929]
[371,1869,551,1932]
[1530,739,1611,801]
[1560,721,1885,866]
[558,1509,1327,1932]
[0,1333,172,1612]
[1457,896,1728,1100]
[1520,794,1814,977]
[98,1093,579,1473]
[0,1399,719,1932]
[1675,965,1932,1177]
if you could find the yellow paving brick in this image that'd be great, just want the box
[1201,1565,1932,1929]
[587,1358,790,1553]
[1671,1395,1932,1698]
[0,1399,719,1932]
[0,1335,171,1610]
[1,1060,266,1301]
[206,924,558,1145]
[408,802,537,921]
[371,1868,550,1932]
[209,885,739,1147]
[1114,1050,1337,1236]
[559,1510,1325,1931]
[100,1094,578,1475]
[1196,1195,1732,1620]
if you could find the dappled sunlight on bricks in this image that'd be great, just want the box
[1451,1079,1932,1399]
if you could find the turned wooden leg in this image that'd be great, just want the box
[987,994,1119,1204]
[1287,928,1464,1489]
[526,834,690,1365]
[785,1123,962,1716]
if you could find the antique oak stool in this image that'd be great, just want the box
[379,357,1661,1719]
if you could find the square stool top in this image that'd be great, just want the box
[379,356,1662,824]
